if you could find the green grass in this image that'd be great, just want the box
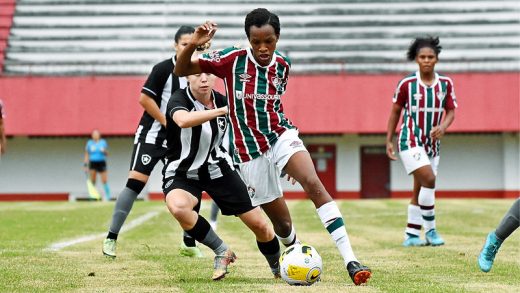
[0,199,519,292]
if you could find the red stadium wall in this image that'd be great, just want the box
[0,72,518,136]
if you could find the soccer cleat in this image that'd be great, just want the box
[478,232,503,272]
[179,243,204,258]
[272,266,281,279]
[402,235,426,247]
[346,261,371,285]
[212,249,237,281]
[102,238,117,258]
[425,229,445,246]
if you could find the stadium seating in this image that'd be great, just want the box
[3,0,520,75]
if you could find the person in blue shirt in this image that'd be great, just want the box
[84,129,111,201]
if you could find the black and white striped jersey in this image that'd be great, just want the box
[135,57,187,147]
[163,88,234,180]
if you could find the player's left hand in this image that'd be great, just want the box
[192,21,218,46]
[430,125,445,140]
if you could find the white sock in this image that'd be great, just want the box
[405,204,422,239]
[317,201,358,265]
[418,187,436,231]
[276,225,299,247]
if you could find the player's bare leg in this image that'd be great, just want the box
[284,151,371,285]
[261,198,299,247]
[238,207,281,277]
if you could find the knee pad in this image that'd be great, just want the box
[126,178,146,194]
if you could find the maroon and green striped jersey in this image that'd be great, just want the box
[393,71,458,157]
[199,47,296,163]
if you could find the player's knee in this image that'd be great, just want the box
[250,219,271,238]
[422,176,436,189]
[300,177,325,198]
[273,219,292,237]
[168,201,192,220]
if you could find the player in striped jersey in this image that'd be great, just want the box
[102,26,203,258]
[174,9,371,285]
[163,67,281,280]
[386,36,457,247]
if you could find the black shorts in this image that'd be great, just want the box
[129,142,166,176]
[162,171,254,216]
[89,161,107,172]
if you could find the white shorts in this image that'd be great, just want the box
[238,129,307,206]
[399,146,439,175]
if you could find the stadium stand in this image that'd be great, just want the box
[3,0,520,75]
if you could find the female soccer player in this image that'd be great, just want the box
[386,36,457,247]
[478,198,519,272]
[174,8,371,285]
[84,129,110,201]
[164,66,281,281]
[103,26,203,258]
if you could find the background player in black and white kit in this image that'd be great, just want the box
[102,26,200,258]
[163,67,281,281]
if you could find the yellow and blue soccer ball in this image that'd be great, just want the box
[279,243,322,286]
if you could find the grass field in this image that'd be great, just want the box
[0,199,518,292]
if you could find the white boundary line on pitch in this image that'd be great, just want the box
[45,211,160,252]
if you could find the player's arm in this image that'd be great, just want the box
[173,106,228,128]
[386,103,403,161]
[0,117,6,155]
[430,108,455,140]
[174,21,217,77]
[139,93,167,127]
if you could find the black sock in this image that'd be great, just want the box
[257,236,281,271]
[183,233,196,247]
[185,215,227,254]
[107,231,118,240]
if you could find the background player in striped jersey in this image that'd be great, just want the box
[163,65,281,280]
[174,8,371,285]
[102,26,203,258]
[386,36,457,247]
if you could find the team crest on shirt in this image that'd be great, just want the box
[235,90,244,100]
[141,154,152,165]
[413,152,421,161]
[238,73,252,83]
[247,186,256,198]
[437,91,446,101]
[217,116,226,131]
[413,93,422,100]
[271,76,287,92]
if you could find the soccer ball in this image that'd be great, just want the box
[279,243,322,286]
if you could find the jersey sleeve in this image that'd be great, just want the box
[141,62,170,101]
[444,79,458,110]
[198,48,236,79]
[85,140,91,152]
[392,81,407,107]
[168,89,193,118]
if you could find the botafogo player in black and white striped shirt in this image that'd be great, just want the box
[102,26,200,258]
[162,69,281,281]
